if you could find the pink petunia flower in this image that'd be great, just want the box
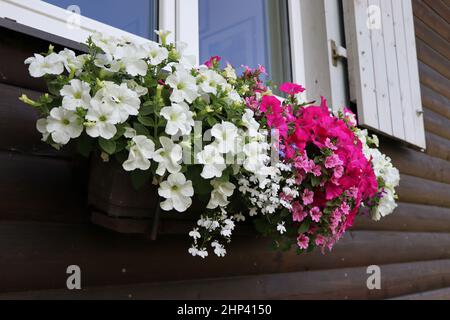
[310,207,323,223]
[279,82,305,95]
[204,56,221,68]
[297,234,310,250]
[292,202,307,222]
[302,189,314,206]
[325,154,344,169]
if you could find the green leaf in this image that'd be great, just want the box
[298,221,310,234]
[138,116,155,127]
[133,122,150,136]
[98,138,116,155]
[207,116,218,127]
[77,133,94,157]
[139,104,154,116]
[254,218,272,236]
[130,170,152,190]
[311,175,321,187]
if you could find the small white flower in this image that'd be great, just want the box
[160,102,195,136]
[144,41,169,65]
[153,136,183,176]
[196,144,226,179]
[60,79,91,111]
[197,249,209,259]
[166,69,199,103]
[211,121,239,154]
[207,179,236,209]
[114,43,148,76]
[188,246,199,257]
[25,53,64,78]
[249,207,258,217]
[45,107,83,145]
[85,103,118,140]
[277,222,287,235]
[211,242,227,257]
[189,228,201,240]
[234,213,246,222]
[158,172,194,212]
[122,136,156,171]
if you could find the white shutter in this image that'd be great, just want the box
[343,0,426,149]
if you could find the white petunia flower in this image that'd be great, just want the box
[211,121,239,154]
[166,69,199,103]
[243,141,270,173]
[207,179,236,209]
[60,79,91,111]
[153,136,183,176]
[85,103,118,139]
[25,53,64,78]
[45,107,83,145]
[124,80,148,97]
[92,82,141,123]
[197,68,227,95]
[224,63,237,79]
[158,172,194,212]
[91,32,122,56]
[242,109,260,137]
[114,43,148,76]
[58,49,86,73]
[143,41,169,65]
[160,102,195,136]
[94,53,122,73]
[122,136,156,171]
[36,118,50,142]
[124,127,137,139]
[196,144,226,179]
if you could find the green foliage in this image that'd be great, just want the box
[98,138,116,155]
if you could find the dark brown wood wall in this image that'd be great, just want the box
[0,0,449,299]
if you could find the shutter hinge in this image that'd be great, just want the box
[331,40,347,67]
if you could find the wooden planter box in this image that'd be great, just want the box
[88,156,200,236]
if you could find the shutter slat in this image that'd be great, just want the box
[381,0,405,139]
[403,0,426,149]
[369,0,393,135]
[344,0,426,149]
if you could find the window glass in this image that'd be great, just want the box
[199,0,292,85]
[44,0,158,40]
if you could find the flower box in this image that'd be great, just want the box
[88,156,199,235]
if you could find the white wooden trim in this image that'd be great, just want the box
[176,0,199,65]
[159,0,176,44]
[288,0,306,88]
[0,0,151,44]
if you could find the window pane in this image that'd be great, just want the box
[199,0,291,85]
[44,0,158,40]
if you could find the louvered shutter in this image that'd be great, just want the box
[343,0,426,149]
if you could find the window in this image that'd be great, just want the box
[199,0,292,86]
[43,0,158,40]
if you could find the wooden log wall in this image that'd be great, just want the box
[0,0,449,299]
